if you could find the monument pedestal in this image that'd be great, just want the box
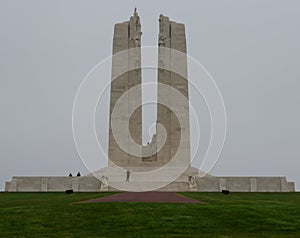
[88,166,201,192]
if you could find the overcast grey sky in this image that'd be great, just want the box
[0,0,299,190]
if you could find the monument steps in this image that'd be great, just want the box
[107,181,190,192]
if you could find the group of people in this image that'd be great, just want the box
[67,170,132,182]
[68,172,81,177]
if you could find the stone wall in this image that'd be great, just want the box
[195,176,295,192]
[5,176,103,192]
[5,175,295,192]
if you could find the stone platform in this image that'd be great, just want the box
[4,167,295,192]
[87,166,200,192]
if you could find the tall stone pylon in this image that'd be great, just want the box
[156,15,190,168]
[108,8,142,168]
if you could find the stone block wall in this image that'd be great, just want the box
[195,176,295,192]
[4,175,295,192]
[5,176,102,192]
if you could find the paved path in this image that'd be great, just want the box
[77,192,201,204]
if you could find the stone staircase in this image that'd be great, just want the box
[88,166,201,192]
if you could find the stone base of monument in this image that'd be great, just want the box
[106,182,189,192]
[4,168,295,192]
[88,166,201,192]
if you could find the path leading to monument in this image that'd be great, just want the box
[76,192,202,204]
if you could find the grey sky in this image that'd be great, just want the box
[0,0,299,190]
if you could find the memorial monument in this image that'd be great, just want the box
[5,10,295,192]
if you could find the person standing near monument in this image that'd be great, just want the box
[126,169,131,182]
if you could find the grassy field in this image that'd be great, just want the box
[0,192,299,237]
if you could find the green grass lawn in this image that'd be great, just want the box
[0,192,299,238]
